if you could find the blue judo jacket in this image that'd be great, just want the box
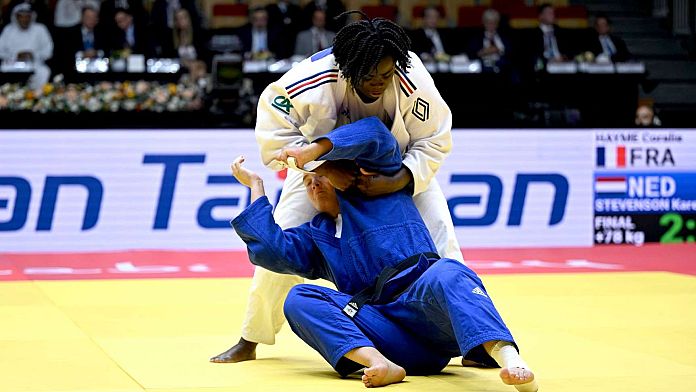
[232,117,438,296]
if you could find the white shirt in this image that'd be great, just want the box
[539,23,560,59]
[423,28,445,54]
[338,90,391,128]
[251,28,268,53]
[599,35,616,56]
[483,32,504,54]
[335,214,343,238]
[311,27,330,52]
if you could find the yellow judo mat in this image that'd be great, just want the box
[1,271,695,392]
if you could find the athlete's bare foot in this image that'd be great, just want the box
[500,367,538,392]
[210,337,257,363]
[361,360,406,388]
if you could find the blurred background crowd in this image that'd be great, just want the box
[0,0,694,128]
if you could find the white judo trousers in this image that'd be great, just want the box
[241,169,463,345]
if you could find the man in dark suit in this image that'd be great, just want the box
[410,6,455,62]
[266,0,302,58]
[588,14,630,62]
[525,3,573,66]
[237,7,284,59]
[300,0,345,33]
[467,8,511,72]
[110,8,149,56]
[69,6,106,56]
[54,6,106,76]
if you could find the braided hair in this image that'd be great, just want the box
[332,11,412,91]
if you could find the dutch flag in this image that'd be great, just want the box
[596,146,626,168]
[595,176,627,194]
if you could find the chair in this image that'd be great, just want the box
[507,6,538,28]
[556,5,588,28]
[210,3,248,29]
[361,4,399,21]
[458,5,488,28]
[411,4,447,28]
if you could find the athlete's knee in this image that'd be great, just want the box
[426,258,482,288]
[283,284,323,321]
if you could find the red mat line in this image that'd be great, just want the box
[0,243,694,281]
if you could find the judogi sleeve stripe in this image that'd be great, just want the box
[288,79,338,98]
[396,73,413,95]
[396,68,417,91]
[285,69,339,90]
[399,84,411,97]
[286,73,339,94]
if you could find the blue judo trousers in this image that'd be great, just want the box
[232,117,515,376]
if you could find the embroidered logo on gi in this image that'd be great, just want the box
[343,302,359,318]
[472,287,488,298]
[412,97,430,122]
[272,95,293,114]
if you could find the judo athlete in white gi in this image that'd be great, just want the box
[229,117,538,390]
[211,13,464,363]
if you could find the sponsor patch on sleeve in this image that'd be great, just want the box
[271,95,293,114]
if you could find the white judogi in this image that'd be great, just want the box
[243,49,462,345]
[0,4,53,93]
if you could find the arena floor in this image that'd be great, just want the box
[1,244,695,392]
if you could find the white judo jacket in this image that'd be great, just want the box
[255,48,452,196]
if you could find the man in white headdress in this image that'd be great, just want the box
[0,3,53,93]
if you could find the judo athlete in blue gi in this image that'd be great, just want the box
[230,117,538,390]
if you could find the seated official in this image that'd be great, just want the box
[587,14,630,63]
[467,8,511,72]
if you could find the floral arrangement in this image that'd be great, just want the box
[0,78,204,113]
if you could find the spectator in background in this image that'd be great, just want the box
[169,8,208,66]
[527,3,571,65]
[150,0,201,58]
[635,105,661,127]
[53,0,99,28]
[67,6,105,57]
[0,3,53,92]
[4,0,49,27]
[266,0,302,44]
[237,7,283,60]
[411,6,454,63]
[99,0,146,42]
[468,8,510,72]
[588,15,630,63]
[294,9,334,57]
[110,8,148,56]
[266,0,302,58]
[301,0,345,33]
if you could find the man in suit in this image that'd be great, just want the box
[294,9,335,57]
[410,6,454,63]
[467,8,511,72]
[110,8,149,56]
[527,3,572,65]
[54,5,105,76]
[70,6,105,56]
[588,14,630,62]
[301,0,345,33]
[237,7,284,60]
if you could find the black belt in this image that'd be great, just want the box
[342,252,440,318]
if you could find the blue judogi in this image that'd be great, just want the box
[232,117,515,376]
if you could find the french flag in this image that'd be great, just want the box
[596,146,627,168]
[595,176,627,194]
